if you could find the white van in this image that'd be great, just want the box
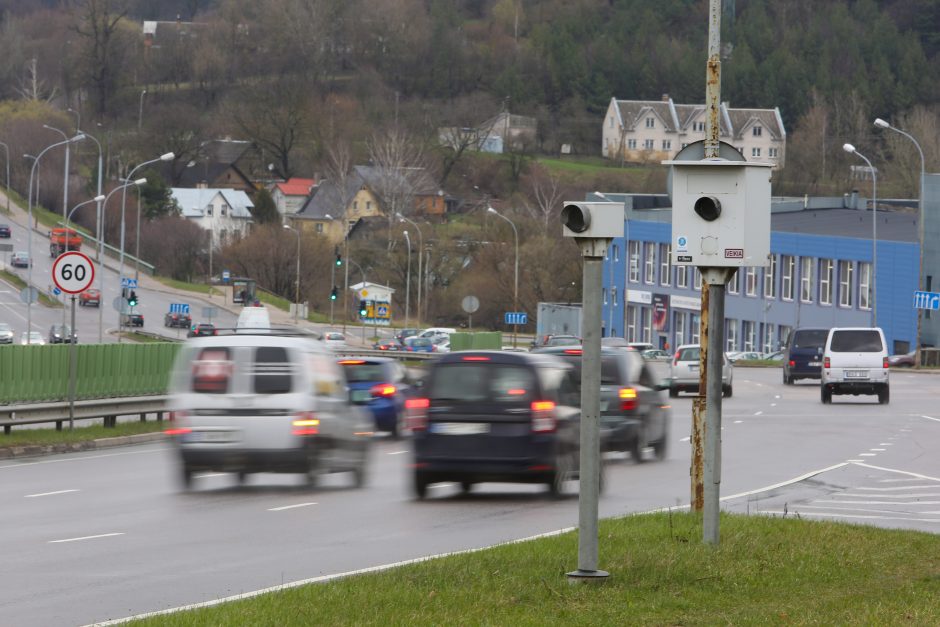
[166,330,372,489]
[417,327,456,339]
[236,305,271,333]
[821,327,889,404]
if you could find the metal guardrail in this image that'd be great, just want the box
[333,348,438,361]
[0,395,168,434]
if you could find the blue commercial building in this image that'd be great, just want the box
[598,174,940,355]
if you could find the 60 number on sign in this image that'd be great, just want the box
[52,251,96,294]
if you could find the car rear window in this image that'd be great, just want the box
[340,362,386,382]
[792,329,829,348]
[429,363,536,404]
[555,354,622,385]
[678,347,700,361]
[252,346,294,394]
[830,330,884,353]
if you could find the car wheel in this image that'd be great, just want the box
[235,470,248,485]
[723,385,733,398]
[821,386,832,404]
[180,464,193,490]
[630,426,647,464]
[460,481,474,494]
[413,471,429,500]
[783,371,793,385]
[652,421,669,461]
[668,386,679,398]
[305,451,320,488]
[547,448,574,499]
[878,386,890,405]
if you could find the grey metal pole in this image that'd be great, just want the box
[702,278,727,544]
[134,187,142,283]
[567,250,608,582]
[0,141,9,213]
[68,295,77,430]
[403,230,411,328]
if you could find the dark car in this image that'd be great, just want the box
[532,346,669,462]
[187,323,217,338]
[888,351,915,367]
[339,357,413,438]
[0,224,10,238]
[408,350,583,499]
[121,313,144,327]
[532,334,581,349]
[48,324,76,344]
[782,328,829,384]
[165,312,193,328]
[373,339,402,351]
[395,328,419,343]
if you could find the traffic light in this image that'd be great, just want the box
[335,252,343,267]
[330,286,338,301]
[128,290,138,307]
[358,300,368,316]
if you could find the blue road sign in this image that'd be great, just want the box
[913,291,940,311]
[170,303,190,314]
[504,312,528,325]
[121,278,138,288]
[52,286,61,295]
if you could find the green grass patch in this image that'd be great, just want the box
[0,420,165,448]
[0,269,63,308]
[735,359,783,367]
[121,331,175,343]
[257,290,290,312]
[130,511,940,625]
[153,276,224,297]
[538,155,644,175]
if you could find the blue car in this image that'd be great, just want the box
[338,357,413,438]
[403,337,436,353]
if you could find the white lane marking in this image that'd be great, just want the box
[857,485,938,491]
[758,511,940,523]
[870,448,886,451]
[718,462,849,502]
[919,415,940,423]
[839,493,940,499]
[25,489,79,498]
[679,436,690,443]
[859,453,877,457]
[388,450,409,455]
[753,411,763,416]
[814,500,940,506]
[853,462,940,483]
[49,532,124,544]
[199,473,227,479]
[0,446,165,471]
[431,483,455,489]
[268,502,317,512]
[734,420,743,424]
[878,443,893,446]
[774,395,781,399]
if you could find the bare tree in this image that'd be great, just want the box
[70,0,133,116]
[367,127,427,238]
[522,163,564,235]
[139,215,206,282]
[16,58,58,102]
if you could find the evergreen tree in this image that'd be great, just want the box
[250,187,280,225]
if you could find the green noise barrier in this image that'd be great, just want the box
[449,332,503,352]
[0,343,180,404]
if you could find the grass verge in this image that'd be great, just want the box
[121,331,176,343]
[0,269,63,308]
[154,276,224,297]
[130,511,940,625]
[0,420,165,448]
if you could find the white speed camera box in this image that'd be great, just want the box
[664,158,772,267]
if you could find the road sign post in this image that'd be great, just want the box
[51,251,95,431]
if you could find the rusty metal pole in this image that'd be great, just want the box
[691,285,708,512]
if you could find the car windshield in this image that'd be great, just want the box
[0,323,11,332]
[792,330,829,348]
[429,363,535,404]
[830,330,884,352]
[678,347,700,361]
[341,363,386,382]
[545,336,579,347]
[554,354,622,385]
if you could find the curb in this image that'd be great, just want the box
[0,432,166,460]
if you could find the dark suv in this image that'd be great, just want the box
[408,351,583,498]
[48,324,76,344]
[783,328,829,384]
[532,346,669,462]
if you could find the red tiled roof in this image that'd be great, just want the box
[275,178,315,196]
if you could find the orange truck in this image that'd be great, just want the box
[50,227,82,257]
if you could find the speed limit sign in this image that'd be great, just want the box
[52,251,96,294]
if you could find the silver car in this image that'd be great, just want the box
[0,322,13,344]
[667,344,733,398]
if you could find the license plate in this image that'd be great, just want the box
[845,370,868,379]
[809,361,821,366]
[186,430,238,443]
[351,389,372,403]
[430,422,490,435]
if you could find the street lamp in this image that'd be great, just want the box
[42,124,72,222]
[843,143,878,327]
[283,224,301,323]
[67,107,81,132]
[25,133,85,338]
[875,118,926,364]
[119,152,174,300]
[0,140,9,213]
[402,229,412,328]
[487,207,520,348]
[396,213,423,325]
[347,258,367,343]
[138,90,147,132]
[66,194,106,224]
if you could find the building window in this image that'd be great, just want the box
[315,223,323,233]
[628,139,637,149]
[603,288,608,305]
[753,126,763,137]
[221,204,229,217]
[626,306,638,342]
[838,260,854,307]
[779,325,792,349]
[743,321,756,351]
[641,307,652,343]
[762,324,774,353]
[612,286,618,308]
[676,265,688,289]
[726,319,737,352]
[769,147,779,158]
[859,262,872,310]
[800,257,814,303]
[752,147,762,157]
[763,255,777,299]
[646,117,654,128]
[644,139,655,150]
[644,243,655,284]
[219,229,228,245]
[695,121,705,132]
[206,206,213,217]
[728,269,740,294]
[366,201,372,210]
[820,259,833,305]
[612,244,619,262]
[659,244,671,286]
[628,241,640,282]
[746,267,758,296]
[609,117,614,129]
[662,139,672,150]
[674,313,685,348]
[694,268,702,290]
[353,200,358,210]
[781,255,795,301]
[690,314,700,344]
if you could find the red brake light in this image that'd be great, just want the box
[371,383,397,397]
[507,388,527,396]
[788,360,795,367]
[883,356,889,369]
[292,412,320,435]
[462,356,490,361]
[531,400,557,433]
[619,387,638,411]
[339,359,366,365]
[164,427,191,436]
[563,349,582,355]
[824,356,830,368]
[405,398,430,431]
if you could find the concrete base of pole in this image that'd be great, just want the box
[566,569,610,584]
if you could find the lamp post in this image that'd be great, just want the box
[283,224,301,323]
[874,118,926,364]
[843,143,878,327]
[67,195,106,224]
[104,178,146,341]
[26,133,85,339]
[119,152,173,301]
[325,213,340,326]
[402,229,412,328]
[138,90,147,132]
[487,207,520,348]
[348,259,367,343]
[42,124,72,222]
[24,155,39,205]
[0,140,9,213]
[396,213,423,325]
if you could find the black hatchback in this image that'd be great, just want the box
[532,346,670,462]
[408,351,582,498]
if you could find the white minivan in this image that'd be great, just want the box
[820,327,889,404]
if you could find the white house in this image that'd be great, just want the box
[171,187,254,247]
[270,177,315,220]
[602,95,787,168]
